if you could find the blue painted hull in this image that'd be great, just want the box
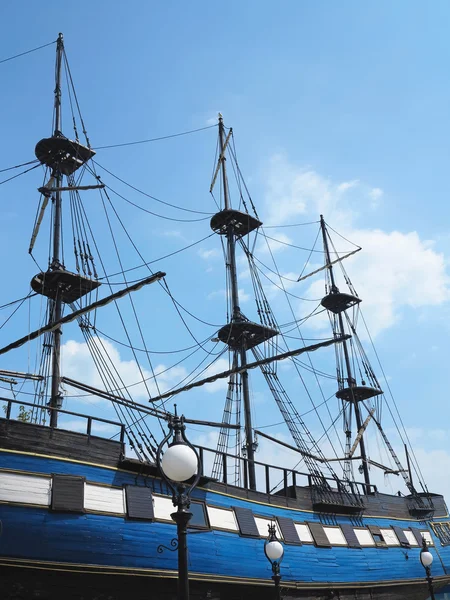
[1,449,450,596]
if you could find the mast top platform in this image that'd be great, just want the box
[336,385,382,403]
[321,292,361,314]
[217,320,278,350]
[211,209,262,239]
[31,269,101,304]
[35,135,95,176]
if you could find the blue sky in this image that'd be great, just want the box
[1,1,450,497]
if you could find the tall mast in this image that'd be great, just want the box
[319,215,371,492]
[49,33,64,428]
[218,116,257,490]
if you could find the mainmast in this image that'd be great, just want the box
[218,116,256,489]
[210,116,278,490]
[49,33,64,428]
[319,215,371,492]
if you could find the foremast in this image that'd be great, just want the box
[31,33,99,427]
[319,215,371,492]
[49,33,64,427]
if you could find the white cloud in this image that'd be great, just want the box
[198,248,221,260]
[337,180,359,193]
[369,187,383,200]
[263,155,449,336]
[61,337,187,403]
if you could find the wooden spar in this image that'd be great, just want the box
[297,248,361,282]
[255,429,323,461]
[147,335,350,404]
[367,458,406,475]
[209,127,232,193]
[255,429,361,463]
[0,272,165,357]
[38,184,105,193]
[348,408,375,457]
[0,369,44,381]
[62,376,241,429]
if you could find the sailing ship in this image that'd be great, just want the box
[1,33,450,600]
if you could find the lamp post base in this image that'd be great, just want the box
[171,507,193,600]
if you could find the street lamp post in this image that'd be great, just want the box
[264,523,284,600]
[156,407,201,600]
[420,537,436,600]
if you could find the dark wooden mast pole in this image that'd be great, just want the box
[218,116,257,490]
[320,215,371,493]
[49,33,64,428]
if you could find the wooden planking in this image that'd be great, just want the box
[233,506,260,537]
[0,471,51,505]
[85,483,124,515]
[1,503,450,588]
[0,419,123,467]
[307,522,331,547]
[51,474,85,513]
[125,486,154,520]
[207,506,239,531]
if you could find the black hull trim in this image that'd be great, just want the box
[1,561,448,600]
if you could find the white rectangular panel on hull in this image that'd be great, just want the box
[84,484,125,515]
[0,472,51,505]
[207,506,239,531]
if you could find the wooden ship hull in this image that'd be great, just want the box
[1,416,450,600]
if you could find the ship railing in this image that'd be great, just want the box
[0,397,125,445]
[193,444,375,498]
[194,443,309,495]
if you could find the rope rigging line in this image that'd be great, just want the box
[253,231,347,462]
[0,293,38,311]
[92,160,214,215]
[359,309,427,489]
[96,181,221,331]
[0,162,41,186]
[93,124,218,150]
[96,179,211,223]
[0,39,56,65]
[0,292,35,331]
[0,159,39,174]
[98,233,215,280]
[263,221,320,228]
[87,327,218,356]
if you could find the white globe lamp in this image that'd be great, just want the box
[161,443,198,482]
[265,539,284,562]
[420,549,433,568]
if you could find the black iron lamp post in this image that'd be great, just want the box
[420,537,435,600]
[264,523,284,600]
[156,408,201,600]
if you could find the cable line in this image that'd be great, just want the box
[93,160,213,215]
[0,163,41,185]
[94,124,218,150]
[0,39,56,65]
